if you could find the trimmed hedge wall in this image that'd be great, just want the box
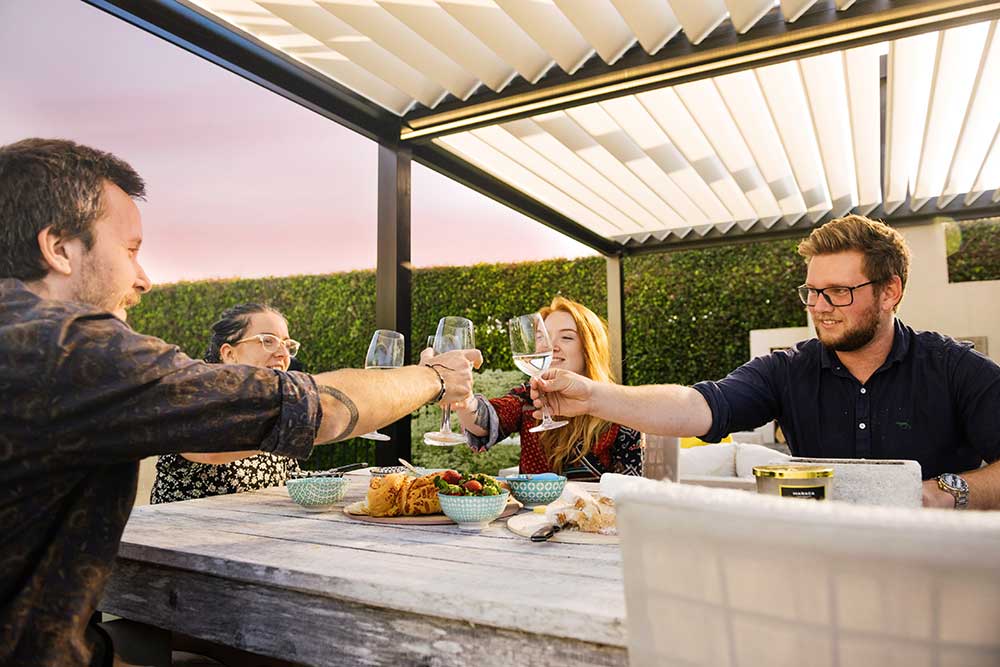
[127,220,998,472]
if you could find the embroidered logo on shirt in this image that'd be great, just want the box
[896,421,912,430]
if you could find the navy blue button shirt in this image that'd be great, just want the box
[693,319,1000,478]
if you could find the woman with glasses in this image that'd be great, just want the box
[451,296,643,480]
[150,303,304,503]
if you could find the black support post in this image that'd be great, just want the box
[375,145,412,465]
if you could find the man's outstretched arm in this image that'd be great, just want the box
[313,349,481,443]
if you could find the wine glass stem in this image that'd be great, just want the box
[440,406,453,434]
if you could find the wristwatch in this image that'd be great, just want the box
[936,473,969,509]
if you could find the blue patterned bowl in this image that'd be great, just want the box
[505,474,567,506]
[437,490,510,529]
[286,476,350,511]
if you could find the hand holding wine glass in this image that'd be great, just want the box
[509,313,568,432]
[359,329,404,441]
[423,317,475,446]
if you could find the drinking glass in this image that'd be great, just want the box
[509,313,568,432]
[423,317,475,446]
[359,329,404,441]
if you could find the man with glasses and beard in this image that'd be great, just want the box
[0,138,481,667]
[530,214,1000,510]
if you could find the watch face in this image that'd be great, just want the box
[939,473,968,492]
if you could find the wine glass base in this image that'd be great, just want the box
[423,431,466,447]
[360,431,391,441]
[528,420,569,433]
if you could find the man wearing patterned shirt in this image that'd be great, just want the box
[0,138,481,667]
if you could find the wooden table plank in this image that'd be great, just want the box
[105,474,628,665]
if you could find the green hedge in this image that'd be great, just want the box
[127,221,998,473]
[947,219,1000,284]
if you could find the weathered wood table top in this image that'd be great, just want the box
[101,472,627,667]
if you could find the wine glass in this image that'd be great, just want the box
[423,317,475,446]
[359,329,404,441]
[509,313,568,432]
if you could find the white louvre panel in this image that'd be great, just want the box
[844,44,884,215]
[912,22,992,210]
[191,0,415,113]
[259,0,445,107]
[724,0,774,35]
[495,0,593,74]
[609,0,680,54]
[713,69,807,224]
[376,0,515,92]
[836,0,858,9]
[554,0,636,65]
[434,133,624,237]
[314,0,478,100]
[471,125,646,235]
[943,22,1000,207]
[883,32,939,214]
[437,0,552,84]
[567,104,707,226]
[780,0,819,23]
[503,118,665,232]
[637,87,758,229]
[669,0,728,45]
[799,51,859,217]
[600,95,732,224]
[968,126,1000,205]
[675,79,782,228]
[540,110,686,228]
[755,61,832,222]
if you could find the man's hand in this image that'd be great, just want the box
[425,349,482,404]
[922,479,955,508]
[529,368,594,420]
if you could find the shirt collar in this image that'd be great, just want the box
[820,317,909,371]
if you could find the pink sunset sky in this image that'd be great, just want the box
[0,0,595,284]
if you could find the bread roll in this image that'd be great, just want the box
[366,472,444,517]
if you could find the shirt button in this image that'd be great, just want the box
[860,388,867,394]
[859,422,867,430]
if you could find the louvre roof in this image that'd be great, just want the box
[88,0,1000,254]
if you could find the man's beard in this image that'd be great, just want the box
[817,302,881,352]
[72,253,139,318]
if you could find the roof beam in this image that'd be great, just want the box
[410,143,621,256]
[401,0,1000,143]
[624,200,1000,255]
[82,0,400,144]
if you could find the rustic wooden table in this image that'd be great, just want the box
[100,472,627,666]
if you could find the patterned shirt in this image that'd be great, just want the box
[467,384,643,479]
[151,452,300,504]
[0,279,322,667]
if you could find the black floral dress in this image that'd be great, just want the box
[150,453,300,503]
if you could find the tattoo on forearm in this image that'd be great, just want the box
[318,385,360,441]
[474,396,490,430]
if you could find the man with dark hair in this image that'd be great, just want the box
[0,138,482,667]
[531,215,1000,510]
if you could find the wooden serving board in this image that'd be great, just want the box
[506,512,619,545]
[344,499,521,525]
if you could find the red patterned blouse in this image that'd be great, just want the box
[467,383,643,479]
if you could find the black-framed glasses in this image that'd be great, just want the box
[233,333,301,357]
[797,281,877,307]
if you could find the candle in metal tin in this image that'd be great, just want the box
[752,464,834,501]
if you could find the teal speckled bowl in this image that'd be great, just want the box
[437,490,510,529]
[286,476,350,511]
[505,475,567,506]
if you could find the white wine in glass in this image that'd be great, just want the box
[359,329,404,441]
[509,313,568,432]
[423,317,475,446]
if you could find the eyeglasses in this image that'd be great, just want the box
[797,280,877,307]
[232,333,301,357]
